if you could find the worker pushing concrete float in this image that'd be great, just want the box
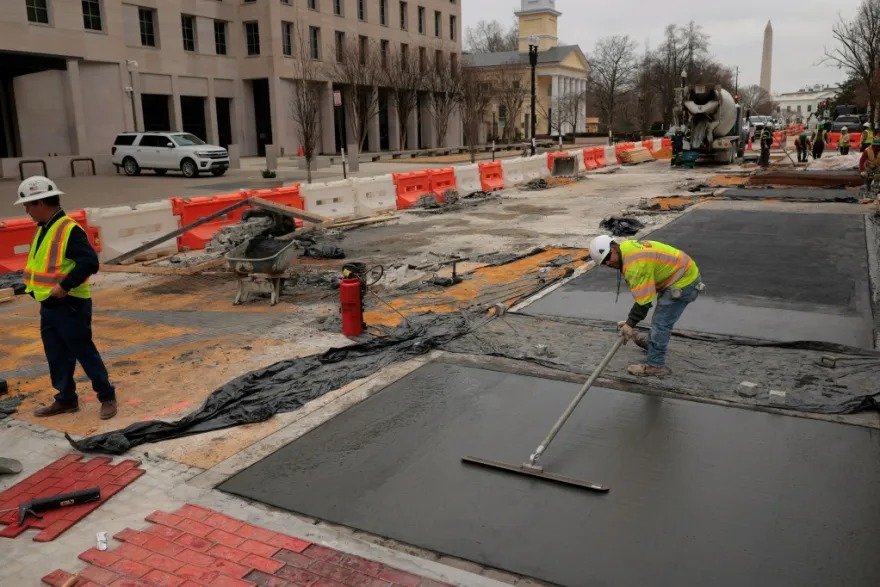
[589,235,704,377]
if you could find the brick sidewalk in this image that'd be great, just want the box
[42,503,451,587]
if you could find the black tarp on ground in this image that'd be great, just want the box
[218,360,880,587]
[523,209,876,348]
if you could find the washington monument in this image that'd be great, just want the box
[760,21,773,93]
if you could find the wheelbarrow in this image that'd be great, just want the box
[224,238,298,305]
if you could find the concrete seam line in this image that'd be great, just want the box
[509,260,596,313]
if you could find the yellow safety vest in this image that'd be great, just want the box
[24,214,91,302]
[866,148,880,170]
[862,130,874,144]
[840,133,850,147]
[620,240,699,306]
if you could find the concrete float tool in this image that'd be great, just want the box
[462,336,624,492]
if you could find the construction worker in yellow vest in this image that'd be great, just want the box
[839,127,851,156]
[859,136,880,192]
[589,236,703,377]
[17,176,118,420]
[860,122,874,152]
[812,124,828,159]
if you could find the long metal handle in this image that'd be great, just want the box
[529,336,624,466]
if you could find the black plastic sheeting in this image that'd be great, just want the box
[599,216,645,236]
[67,314,476,454]
[0,271,25,295]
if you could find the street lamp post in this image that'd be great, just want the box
[528,35,539,155]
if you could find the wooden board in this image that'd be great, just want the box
[99,257,226,275]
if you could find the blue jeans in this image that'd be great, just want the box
[40,297,116,407]
[646,280,701,368]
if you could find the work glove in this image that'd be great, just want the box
[617,321,633,345]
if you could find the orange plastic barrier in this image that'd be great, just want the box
[393,170,436,209]
[771,132,783,149]
[0,210,100,272]
[583,148,598,170]
[478,161,504,192]
[547,151,570,171]
[661,138,672,148]
[170,192,249,251]
[593,146,607,168]
[250,186,305,228]
[642,139,656,153]
[428,167,457,195]
[827,132,840,151]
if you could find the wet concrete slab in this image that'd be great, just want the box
[720,188,861,202]
[219,360,880,587]
[523,208,874,347]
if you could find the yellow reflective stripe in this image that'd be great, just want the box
[657,253,692,290]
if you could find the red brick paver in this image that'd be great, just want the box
[43,504,454,587]
[0,454,145,541]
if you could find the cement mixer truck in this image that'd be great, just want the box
[675,84,749,164]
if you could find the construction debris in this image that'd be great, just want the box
[749,169,862,187]
[600,217,646,237]
[620,147,655,165]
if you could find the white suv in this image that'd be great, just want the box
[112,132,229,178]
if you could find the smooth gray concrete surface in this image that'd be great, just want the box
[219,361,880,587]
[523,209,875,347]
[721,188,861,202]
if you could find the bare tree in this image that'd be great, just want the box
[332,37,381,152]
[646,23,711,125]
[825,0,880,125]
[561,85,588,137]
[492,61,529,142]
[460,68,492,161]
[464,19,519,53]
[588,35,639,142]
[538,93,575,142]
[382,43,424,149]
[426,50,462,147]
[288,24,324,183]
[739,84,777,116]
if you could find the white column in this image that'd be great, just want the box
[170,74,183,131]
[64,60,87,154]
[388,96,401,151]
[207,78,219,145]
[269,76,287,154]
[368,86,381,152]
[551,76,560,135]
[407,97,419,150]
[320,81,336,154]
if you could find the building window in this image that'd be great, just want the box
[308,0,317,10]
[358,0,366,21]
[379,0,387,25]
[399,1,407,30]
[138,8,156,47]
[419,47,426,72]
[333,0,342,15]
[335,31,345,62]
[245,21,260,56]
[797,105,801,112]
[380,40,388,68]
[359,35,368,65]
[434,10,440,37]
[26,0,49,24]
[435,49,443,71]
[807,104,812,112]
[214,20,228,55]
[81,0,102,31]
[181,15,196,52]
[418,6,424,34]
[309,26,321,59]
[401,43,408,68]
[282,21,293,56]
[449,14,455,40]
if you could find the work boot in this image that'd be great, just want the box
[34,401,79,417]
[100,400,118,420]
[627,363,668,377]
[632,332,648,351]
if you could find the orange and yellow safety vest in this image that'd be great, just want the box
[620,240,699,306]
[24,214,91,302]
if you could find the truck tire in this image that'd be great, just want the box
[181,158,199,178]
[122,157,141,176]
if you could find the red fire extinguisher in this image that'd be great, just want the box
[340,276,364,337]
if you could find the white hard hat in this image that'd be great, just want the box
[589,235,615,266]
[842,126,848,131]
[864,122,871,128]
[16,176,63,205]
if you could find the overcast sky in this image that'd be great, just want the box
[463,0,863,95]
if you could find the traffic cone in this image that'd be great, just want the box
[297,145,304,157]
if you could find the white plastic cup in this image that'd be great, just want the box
[96,531,108,551]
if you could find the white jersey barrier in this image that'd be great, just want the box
[301,179,357,220]
[501,158,525,188]
[653,139,663,152]
[86,201,178,262]
[521,155,548,181]
[352,174,397,216]
[454,163,483,195]
[573,149,586,173]
[604,146,618,166]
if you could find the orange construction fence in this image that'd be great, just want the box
[583,148,598,170]
[393,170,436,210]
[478,161,504,192]
[0,210,100,272]
[170,193,249,251]
[547,151,570,171]
[427,167,457,195]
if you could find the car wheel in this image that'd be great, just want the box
[154,169,168,176]
[211,168,227,177]
[122,157,140,176]
[181,159,199,178]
